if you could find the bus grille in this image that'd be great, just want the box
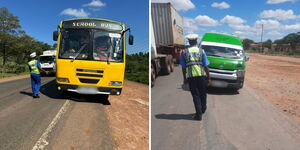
[79,78,99,84]
[76,68,103,84]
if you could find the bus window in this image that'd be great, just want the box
[93,31,123,62]
[60,29,90,60]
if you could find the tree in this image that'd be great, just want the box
[52,43,57,49]
[242,38,254,50]
[275,32,300,50]
[0,7,24,65]
[263,39,272,49]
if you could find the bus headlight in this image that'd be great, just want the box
[57,78,69,83]
[109,81,122,86]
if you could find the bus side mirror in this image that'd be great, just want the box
[129,35,134,45]
[53,31,58,41]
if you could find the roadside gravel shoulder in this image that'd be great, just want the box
[105,80,149,150]
[245,53,300,126]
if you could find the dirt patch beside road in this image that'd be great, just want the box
[245,53,300,125]
[105,81,149,150]
[0,74,29,83]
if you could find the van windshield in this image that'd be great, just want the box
[201,45,244,59]
[40,56,55,63]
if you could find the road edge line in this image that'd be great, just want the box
[31,100,70,150]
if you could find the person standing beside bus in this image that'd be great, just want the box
[28,52,48,98]
[180,34,211,120]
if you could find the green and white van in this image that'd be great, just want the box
[200,32,249,90]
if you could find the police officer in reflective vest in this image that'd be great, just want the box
[180,34,211,120]
[28,52,48,98]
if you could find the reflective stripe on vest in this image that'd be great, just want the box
[28,60,40,74]
[184,47,206,78]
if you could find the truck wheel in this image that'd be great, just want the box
[160,56,171,75]
[168,55,174,72]
[151,63,156,87]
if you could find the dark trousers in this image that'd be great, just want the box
[188,76,207,116]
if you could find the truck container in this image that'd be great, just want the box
[151,2,185,63]
[151,2,185,86]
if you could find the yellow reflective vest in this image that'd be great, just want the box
[184,47,206,78]
[28,60,40,74]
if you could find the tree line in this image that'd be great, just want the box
[242,32,300,55]
[0,7,54,75]
[125,52,149,85]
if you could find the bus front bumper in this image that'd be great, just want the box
[56,84,122,95]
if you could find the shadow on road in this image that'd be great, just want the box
[207,87,239,95]
[155,113,197,121]
[20,91,33,97]
[65,93,111,105]
[180,83,190,91]
[21,79,110,105]
[179,83,239,95]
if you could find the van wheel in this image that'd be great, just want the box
[239,81,244,89]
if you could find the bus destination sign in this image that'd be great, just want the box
[63,20,123,31]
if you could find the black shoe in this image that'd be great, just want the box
[33,94,38,98]
[202,108,207,114]
[36,94,40,98]
[192,114,202,121]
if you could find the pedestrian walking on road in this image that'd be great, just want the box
[28,52,48,98]
[180,34,211,120]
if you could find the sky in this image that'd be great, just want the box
[0,0,149,54]
[152,0,300,42]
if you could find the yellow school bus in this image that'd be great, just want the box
[53,18,133,98]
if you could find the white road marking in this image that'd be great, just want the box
[32,100,70,150]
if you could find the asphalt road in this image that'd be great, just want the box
[152,66,300,150]
[0,77,113,150]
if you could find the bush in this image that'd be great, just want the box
[0,62,29,74]
[125,53,149,84]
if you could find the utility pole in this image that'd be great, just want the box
[260,24,264,53]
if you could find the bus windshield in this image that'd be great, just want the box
[59,29,123,62]
[201,45,244,59]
